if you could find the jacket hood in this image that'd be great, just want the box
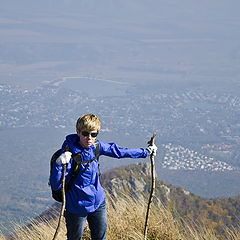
[62,134,83,154]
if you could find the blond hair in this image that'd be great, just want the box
[76,114,101,133]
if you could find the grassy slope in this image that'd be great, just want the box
[1,163,240,240]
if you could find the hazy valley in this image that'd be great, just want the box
[0,81,240,235]
[1,0,240,236]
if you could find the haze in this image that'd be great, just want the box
[1,0,240,89]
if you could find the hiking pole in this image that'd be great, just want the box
[52,164,66,240]
[144,133,156,240]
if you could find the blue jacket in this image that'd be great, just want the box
[50,134,149,214]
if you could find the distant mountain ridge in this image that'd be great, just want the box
[3,0,240,19]
[1,0,222,17]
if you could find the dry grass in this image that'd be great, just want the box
[1,194,239,240]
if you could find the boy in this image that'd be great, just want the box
[50,114,157,240]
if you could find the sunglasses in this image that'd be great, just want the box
[81,131,98,138]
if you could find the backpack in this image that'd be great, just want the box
[49,142,100,202]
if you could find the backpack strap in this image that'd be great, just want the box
[65,141,101,190]
[93,141,100,160]
[93,141,101,176]
[72,142,100,165]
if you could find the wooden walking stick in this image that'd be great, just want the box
[52,164,67,240]
[144,133,156,240]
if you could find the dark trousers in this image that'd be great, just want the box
[65,200,107,240]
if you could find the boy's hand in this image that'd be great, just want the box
[146,144,158,156]
[56,151,72,165]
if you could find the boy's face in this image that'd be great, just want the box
[77,129,98,148]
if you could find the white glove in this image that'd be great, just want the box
[146,144,158,156]
[56,151,72,165]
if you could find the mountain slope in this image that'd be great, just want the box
[39,163,240,235]
[101,163,240,235]
[5,162,240,240]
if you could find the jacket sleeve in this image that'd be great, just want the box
[49,163,64,191]
[99,141,149,159]
[50,160,74,191]
[50,140,74,191]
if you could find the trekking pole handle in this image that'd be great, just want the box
[147,133,156,151]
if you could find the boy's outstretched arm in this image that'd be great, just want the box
[99,141,157,159]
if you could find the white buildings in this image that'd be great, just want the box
[161,143,236,172]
